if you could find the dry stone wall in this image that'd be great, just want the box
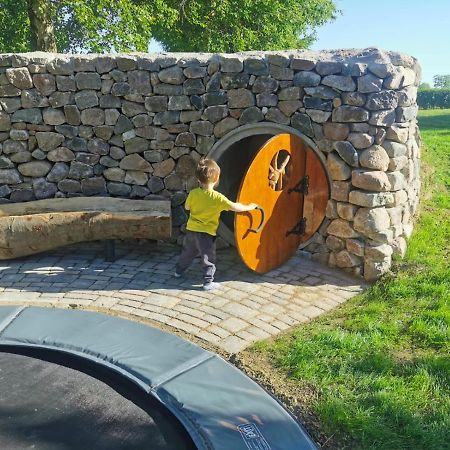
[0,49,421,280]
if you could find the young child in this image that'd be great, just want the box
[175,158,257,291]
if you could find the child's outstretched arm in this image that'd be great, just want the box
[229,202,258,212]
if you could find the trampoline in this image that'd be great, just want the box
[0,306,317,450]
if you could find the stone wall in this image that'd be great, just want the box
[0,49,421,280]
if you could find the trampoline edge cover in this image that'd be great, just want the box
[0,306,317,450]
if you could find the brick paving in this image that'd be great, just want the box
[0,242,366,353]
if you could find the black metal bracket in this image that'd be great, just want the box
[286,218,307,237]
[288,175,309,195]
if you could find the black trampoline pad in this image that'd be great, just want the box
[0,351,196,450]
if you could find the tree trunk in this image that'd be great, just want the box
[27,0,57,52]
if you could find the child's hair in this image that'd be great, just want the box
[196,158,220,185]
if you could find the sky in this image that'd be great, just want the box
[150,0,449,85]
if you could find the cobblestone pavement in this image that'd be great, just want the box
[0,242,366,353]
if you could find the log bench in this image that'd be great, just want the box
[0,198,171,260]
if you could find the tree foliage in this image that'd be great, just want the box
[0,0,336,53]
[153,0,337,52]
[433,74,450,89]
[417,89,450,109]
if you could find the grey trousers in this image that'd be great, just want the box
[176,231,216,283]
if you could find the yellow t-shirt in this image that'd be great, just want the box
[185,187,233,236]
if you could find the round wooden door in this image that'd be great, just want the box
[234,133,329,273]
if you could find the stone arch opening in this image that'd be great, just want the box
[208,122,330,247]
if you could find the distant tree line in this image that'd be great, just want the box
[418,74,450,109]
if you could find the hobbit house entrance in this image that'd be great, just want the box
[0,49,421,281]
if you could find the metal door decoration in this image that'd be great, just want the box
[234,134,329,273]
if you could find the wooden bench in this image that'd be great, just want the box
[0,197,171,260]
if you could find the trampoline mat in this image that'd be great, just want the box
[0,349,197,450]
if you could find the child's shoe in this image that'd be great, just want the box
[174,271,183,278]
[203,281,219,291]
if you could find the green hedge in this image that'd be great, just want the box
[417,89,450,109]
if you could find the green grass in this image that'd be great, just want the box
[252,109,450,449]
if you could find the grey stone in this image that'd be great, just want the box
[81,177,107,195]
[335,250,361,268]
[183,78,205,95]
[332,106,369,122]
[153,83,183,96]
[68,161,94,179]
[196,135,215,155]
[9,129,29,140]
[383,141,407,157]
[56,75,76,91]
[3,140,27,154]
[144,150,168,163]
[349,190,394,207]
[10,151,32,163]
[80,108,105,126]
[46,162,69,182]
[221,73,249,89]
[172,205,188,226]
[228,89,255,108]
[33,74,56,95]
[291,57,316,70]
[0,156,14,169]
[342,92,366,106]
[327,152,352,180]
[204,91,228,106]
[99,94,121,109]
[333,141,359,167]
[184,65,207,79]
[6,67,33,89]
[57,179,81,193]
[107,182,131,196]
[128,70,152,95]
[278,100,301,117]
[204,106,228,123]
[357,74,383,93]
[347,132,374,149]
[389,155,408,171]
[206,72,221,92]
[293,71,321,87]
[244,58,269,76]
[322,75,355,91]
[0,97,21,113]
[99,156,119,168]
[278,86,301,100]
[76,152,99,165]
[0,168,21,184]
[386,171,406,191]
[154,111,180,125]
[75,90,99,109]
[219,55,243,73]
[303,97,332,111]
[32,178,57,199]
[366,91,398,110]
[190,121,213,136]
[63,105,81,125]
[11,108,42,124]
[354,207,390,235]
[121,100,146,117]
[214,117,239,137]
[110,146,126,160]
[37,136,66,157]
[0,184,12,197]
[0,84,21,97]
[124,136,149,154]
[252,76,279,93]
[144,96,167,112]
[269,65,293,80]
[327,219,359,238]
[114,114,133,134]
[125,171,148,186]
[352,170,391,192]
[397,86,417,107]
[158,66,184,84]
[94,125,114,141]
[368,63,390,78]
[75,72,101,90]
[43,108,66,126]
[111,82,131,97]
[119,154,152,172]
[239,106,264,125]
[396,106,418,123]
[323,123,349,140]
[66,137,87,152]
[147,176,165,193]
[0,111,11,131]
[190,95,204,110]
[170,146,190,159]
[304,109,330,124]
[304,86,338,100]
[175,132,196,147]
[256,93,277,107]
[103,167,125,182]
[316,61,342,75]
[47,57,74,75]
[153,158,175,178]
[265,108,290,125]
[291,112,313,137]
[369,109,396,126]
[168,95,192,111]
[47,147,75,162]
[360,145,390,171]
[87,138,109,155]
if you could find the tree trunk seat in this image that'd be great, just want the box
[0,198,171,260]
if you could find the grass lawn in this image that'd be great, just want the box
[247,109,450,449]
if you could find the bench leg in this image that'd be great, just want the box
[104,240,115,262]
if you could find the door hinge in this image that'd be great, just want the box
[288,175,309,195]
[286,217,307,237]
